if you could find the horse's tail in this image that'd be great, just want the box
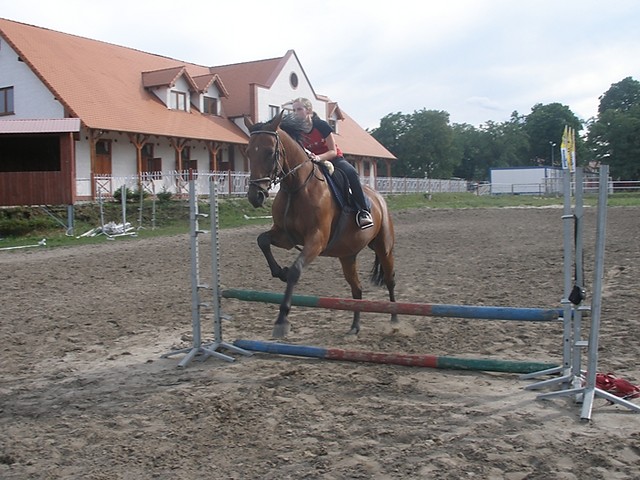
[370,254,385,287]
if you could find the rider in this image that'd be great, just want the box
[291,97,374,230]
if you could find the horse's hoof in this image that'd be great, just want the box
[278,267,289,282]
[346,327,360,336]
[272,322,290,338]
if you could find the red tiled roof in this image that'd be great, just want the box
[141,66,187,88]
[211,54,289,119]
[192,74,228,97]
[0,18,395,160]
[0,18,247,144]
[335,111,394,159]
[211,51,395,160]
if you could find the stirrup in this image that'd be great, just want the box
[356,211,373,229]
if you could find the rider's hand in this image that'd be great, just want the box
[321,160,334,175]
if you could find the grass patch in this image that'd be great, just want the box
[1,192,639,250]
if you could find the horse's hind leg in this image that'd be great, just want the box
[339,255,363,335]
[372,249,398,325]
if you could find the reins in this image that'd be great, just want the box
[248,128,325,252]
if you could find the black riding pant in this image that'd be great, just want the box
[333,156,368,212]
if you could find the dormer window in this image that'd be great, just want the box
[203,96,218,115]
[171,90,187,111]
[329,118,338,134]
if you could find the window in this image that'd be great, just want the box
[170,90,187,111]
[95,139,110,155]
[329,118,338,134]
[269,105,280,119]
[141,143,162,179]
[184,159,198,171]
[146,158,162,179]
[180,146,198,172]
[1,86,14,116]
[289,72,299,89]
[203,96,218,115]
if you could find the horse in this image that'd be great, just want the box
[244,111,397,338]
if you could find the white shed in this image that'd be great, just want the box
[490,167,562,195]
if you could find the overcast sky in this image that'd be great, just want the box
[2,0,639,130]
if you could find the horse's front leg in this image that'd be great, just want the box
[257,230,289,282]
[272,243,324,338]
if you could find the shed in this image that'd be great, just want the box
[490,167,562,195]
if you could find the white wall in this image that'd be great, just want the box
[0,39,65,118]
[256,56,320,123]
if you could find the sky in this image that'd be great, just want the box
[2,0,639,130]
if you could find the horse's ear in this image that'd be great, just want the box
[243,115,254,129]
[271,110,285,130]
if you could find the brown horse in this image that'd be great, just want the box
[244,111,397,338]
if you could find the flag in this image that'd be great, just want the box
[560,126,568,170]
[560,125,576,172]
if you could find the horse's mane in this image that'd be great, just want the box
[279,115,308,143]
[248,114,306,139]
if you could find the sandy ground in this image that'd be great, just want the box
[1,206,639,479]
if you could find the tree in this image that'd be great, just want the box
[371,109,458,178]
[587,77,640,179]
[451,123,485,180]
[597,76,640,114]
[588,106,640,179]
[524,103,582,166]
[451,113,529,181]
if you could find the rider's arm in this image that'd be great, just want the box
[314,133,338,162]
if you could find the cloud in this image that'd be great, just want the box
[466,96,502,112]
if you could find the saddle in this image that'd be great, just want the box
[317,162,371,212]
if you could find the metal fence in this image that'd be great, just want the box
[82,172,639,199]
[84,172,470,199]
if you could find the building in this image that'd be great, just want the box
[0,18,396,207]
[490,167,562,195]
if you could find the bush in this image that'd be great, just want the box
[0,216,56,237]
[157,189,173,203]
[113,187,148,203]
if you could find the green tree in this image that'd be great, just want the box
[597,76,640,114]
[588,106,640,179]
[524,103,582,166]
[452,113,529,181]
[587,77,640,179]
[451,123,484,180]
[371,109,458,178]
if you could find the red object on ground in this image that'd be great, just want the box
[595,373,640,399]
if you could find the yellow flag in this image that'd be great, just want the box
[560,126,568,170]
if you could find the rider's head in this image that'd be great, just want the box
[291,97,313,122]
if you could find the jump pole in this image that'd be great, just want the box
[222,289,563,322]
[162,176,251,367]
[233,339,558,374]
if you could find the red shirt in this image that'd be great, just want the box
[302,117,343,158]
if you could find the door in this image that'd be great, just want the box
[95,139,112,175]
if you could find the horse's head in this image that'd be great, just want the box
[244,112,284,208]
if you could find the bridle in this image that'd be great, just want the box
[248,129,316,196]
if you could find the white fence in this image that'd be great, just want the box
[82,172,470,199]
[79,172,638,199]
